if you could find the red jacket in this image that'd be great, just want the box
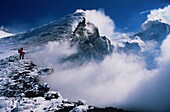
[19,49,25,54]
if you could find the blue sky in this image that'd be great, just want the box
[0,0,169,33]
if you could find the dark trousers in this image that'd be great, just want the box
[20,54,24,59]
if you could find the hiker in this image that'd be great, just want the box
[18,48,25,59]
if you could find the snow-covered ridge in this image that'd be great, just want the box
[0,26,14,38]
[0,55,53,97]
[0,29,14,38]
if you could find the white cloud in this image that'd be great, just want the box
[139,10,150,15]
[142,5,170,30]
[122,34,170,111]
[76,9,115,40]
[157,34,170,64]
[32,44,150,107]
[27,41,77,67]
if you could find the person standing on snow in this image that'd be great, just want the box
[18,48,25,59]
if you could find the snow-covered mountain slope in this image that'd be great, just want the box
[0,12,86,49]
[0,13,169,60]
[0,12,112,63]
[0,12,169,70]
[0,55,53,97]
[0,29,14,38]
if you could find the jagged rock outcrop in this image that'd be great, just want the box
[64,16,112,62]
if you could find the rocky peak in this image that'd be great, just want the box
[135,20,170,44]
[63,16,112,62]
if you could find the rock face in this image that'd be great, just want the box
[64,17,112,62]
